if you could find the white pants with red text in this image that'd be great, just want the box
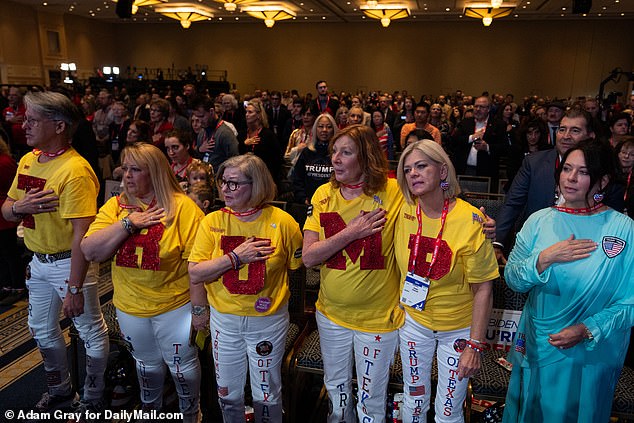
[399,312,471,423]
[316,311,399,423]
[116,303,200,420]
[26,257,109,401]
[209,305,289,423]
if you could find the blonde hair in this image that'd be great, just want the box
[216,153,276,208]
[247,100,269,129]
[308,113,338,152]
[119,143,183,223]
[397,140,460,204]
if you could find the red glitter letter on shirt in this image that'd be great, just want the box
[221,236,266,295]
[407,235,452,280]
[16,174,47,229]
[320,212,385,270]
[116,224,164,270]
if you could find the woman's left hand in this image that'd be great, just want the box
[63,292,85,318]
[191,312,210,332]
[457,347,482,381]
[480,207,496,241]
[548,324,587,350]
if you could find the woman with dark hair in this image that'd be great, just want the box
[371,109,395,160]
[149,98,173,151]
[303,124,404,423]
[608,112,632,147]
[82,143,204,422]
[394,96,416,142]
[164,129,198,190]
[285,104,317,167]
[497,103,521,147]
[126,120,152,145]
[188,154,303,423]
[615,136,634,217]
[503,139,634,423]
[506,117,552,189]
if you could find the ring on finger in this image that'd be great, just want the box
[38,204,42,210]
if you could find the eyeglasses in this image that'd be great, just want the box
[23,116,51,127]
[619,150,634,158]
[220,178,252,191]
[150,108,161,113]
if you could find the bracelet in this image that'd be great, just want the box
[229,251,242,269]
[466,340,484,353]
[120,216,137,235]
[583,325,594,341]
[191,305,208,316]
[226,252,237,270]
[11,202,25,219]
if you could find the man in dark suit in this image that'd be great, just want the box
[311,80,339,117]
[267,90,291,142]
[493,109,597,262]
[378,95,396,128]
[451,96,507,185]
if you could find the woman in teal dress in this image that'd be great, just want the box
[503,139,634,423]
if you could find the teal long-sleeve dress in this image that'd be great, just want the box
[502,207,634,423]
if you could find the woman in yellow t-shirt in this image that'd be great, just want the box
[188,154,303,423]
[394,140,499,423]
[303,124,404,423]
[81,143,204,422]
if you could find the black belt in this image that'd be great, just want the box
[34,250,72,263]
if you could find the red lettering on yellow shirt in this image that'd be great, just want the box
[17,174,47,229]
[221,235,266,295]
[320,212,385,270]
[116,224,164,270]
[407,234,452,279]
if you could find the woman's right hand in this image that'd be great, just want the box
[127,205,166,230]
[536,234,597,273]
[346,208,387,240]
[233,236,275,264]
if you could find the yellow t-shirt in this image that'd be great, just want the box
[394,198,499,331]
[85,193,203,317]
[8,148,99,254]
[304,179,404,333]
[188,205,303,316]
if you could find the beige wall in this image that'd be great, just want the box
[1,0,632,100]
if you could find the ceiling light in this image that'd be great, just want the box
[360,3,411,27]
[240,3,296,28]
[491,0,502,7]
[464,2,515,26]
[155,3,215,28]
[366,0,378,7]
[213,0,258,12]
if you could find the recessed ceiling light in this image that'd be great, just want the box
[42,2,47,5]
[598,13,602,16]
[424,7,427,10]
[322,16,325,19]
[562,7,566,10]
[96,7,100,11]
[445,7,450,11]
[304,16,308,19]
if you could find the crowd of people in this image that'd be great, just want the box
[0,80,633,423]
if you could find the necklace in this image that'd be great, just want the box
[171,157,193,178]
[340,181,365,190]
[221,206,261,217]
[553,202,604,214]
[33,146,70,158]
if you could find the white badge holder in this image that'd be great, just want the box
[400,272,430,311]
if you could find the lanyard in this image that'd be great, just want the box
[410,198,449,278]
[118,196,156,212]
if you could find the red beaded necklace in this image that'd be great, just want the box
[33,146,70,158]
[553,202,604,214]
[340,181,365,190]
[221,206,261,217]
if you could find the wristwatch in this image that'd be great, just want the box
[68,285,83,295]
[120,216,137,234]
[191,305,208,316]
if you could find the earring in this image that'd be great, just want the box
[593,192,604,203]
[440,180,450,191]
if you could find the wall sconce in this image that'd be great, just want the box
[155,3,215,28]
[464,2,515,26]
[240,3,296,28]
[214,0,258,12]
[360,3,411,27]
